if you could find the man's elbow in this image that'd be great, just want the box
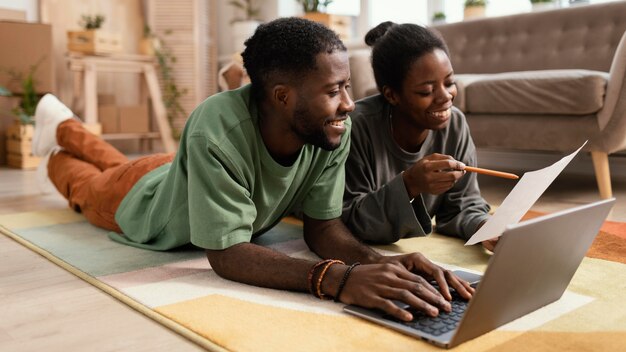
[350,228,401,245]
[205,248,231,279]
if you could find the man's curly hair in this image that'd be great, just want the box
[242,17,346,101]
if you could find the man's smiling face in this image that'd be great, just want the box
[289,51,355,151]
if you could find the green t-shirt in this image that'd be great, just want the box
[110,85,351,251]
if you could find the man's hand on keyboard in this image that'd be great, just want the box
[337,253,474,322]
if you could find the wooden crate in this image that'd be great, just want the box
[5,123,41,169]
[7,152,40,169]
[67,30,122,55]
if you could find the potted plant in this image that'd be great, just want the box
[464,0,486,20]
[67,14,121,55]
[297,0,333,13]
[230,0,262,54]
[1,59,44,169]
[296,1,351,40]
[147,27,187,140]
[139,24,161,56]
[79,14,105,30]
[432,11,447,25]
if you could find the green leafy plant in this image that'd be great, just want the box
[530,0,554,3]
[79,14,105,30]
[432,12,446,21]
[464,0,486,7]
[145,26,187,140]
[229,0,261,23]
[297,0,333,13]
[0,57,45,125]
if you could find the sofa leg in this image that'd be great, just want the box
[590,151,612,199]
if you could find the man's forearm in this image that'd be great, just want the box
[206,242,313,291]
[303,216,382,264]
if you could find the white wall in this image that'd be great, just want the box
[0,0,38,21]
[217,0,301,63]
[216,0,442,61]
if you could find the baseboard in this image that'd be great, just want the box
[477,148,626,179]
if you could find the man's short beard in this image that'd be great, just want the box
[292,101,340,151]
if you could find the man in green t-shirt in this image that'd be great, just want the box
[32,17,473,322]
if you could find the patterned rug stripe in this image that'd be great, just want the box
[524,211,626,264]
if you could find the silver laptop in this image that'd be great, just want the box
[344,198,615,348]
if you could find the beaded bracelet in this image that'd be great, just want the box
[308,259,334,295]
[315,259,344,300]
[334,262,361,302]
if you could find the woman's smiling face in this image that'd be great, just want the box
[386,48,457,132]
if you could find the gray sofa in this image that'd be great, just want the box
[348,1,626,199]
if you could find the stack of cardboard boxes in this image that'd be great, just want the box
[98,94,150,135]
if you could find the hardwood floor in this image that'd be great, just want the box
[0,167,204,352]
[0,164,624,351]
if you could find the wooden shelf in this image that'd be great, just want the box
[68,54,177,153]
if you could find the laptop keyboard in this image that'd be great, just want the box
[382,289,470,336]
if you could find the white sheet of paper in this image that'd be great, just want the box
[465,141,587,245]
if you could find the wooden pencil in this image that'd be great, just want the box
[464,166,519,180]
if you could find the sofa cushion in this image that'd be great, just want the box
[452,74,489,112]
[464,69,608,115]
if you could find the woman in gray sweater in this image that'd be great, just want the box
[342,22,497,250]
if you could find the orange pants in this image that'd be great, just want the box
[49,119,174,232]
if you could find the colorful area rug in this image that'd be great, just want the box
[524,210,626,265]
[2,208,626,351]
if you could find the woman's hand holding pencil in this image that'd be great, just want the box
[402,154,519,199]
[402,154,467,197]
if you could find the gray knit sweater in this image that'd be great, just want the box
[342,95,490,243]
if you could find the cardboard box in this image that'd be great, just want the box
[119,105,149,133]
[0,21,55,94]
[98,105,119,133]
[0,96,19,165]
[67,30,122,55]
[0,8,26,21]
[98,94,116,106]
